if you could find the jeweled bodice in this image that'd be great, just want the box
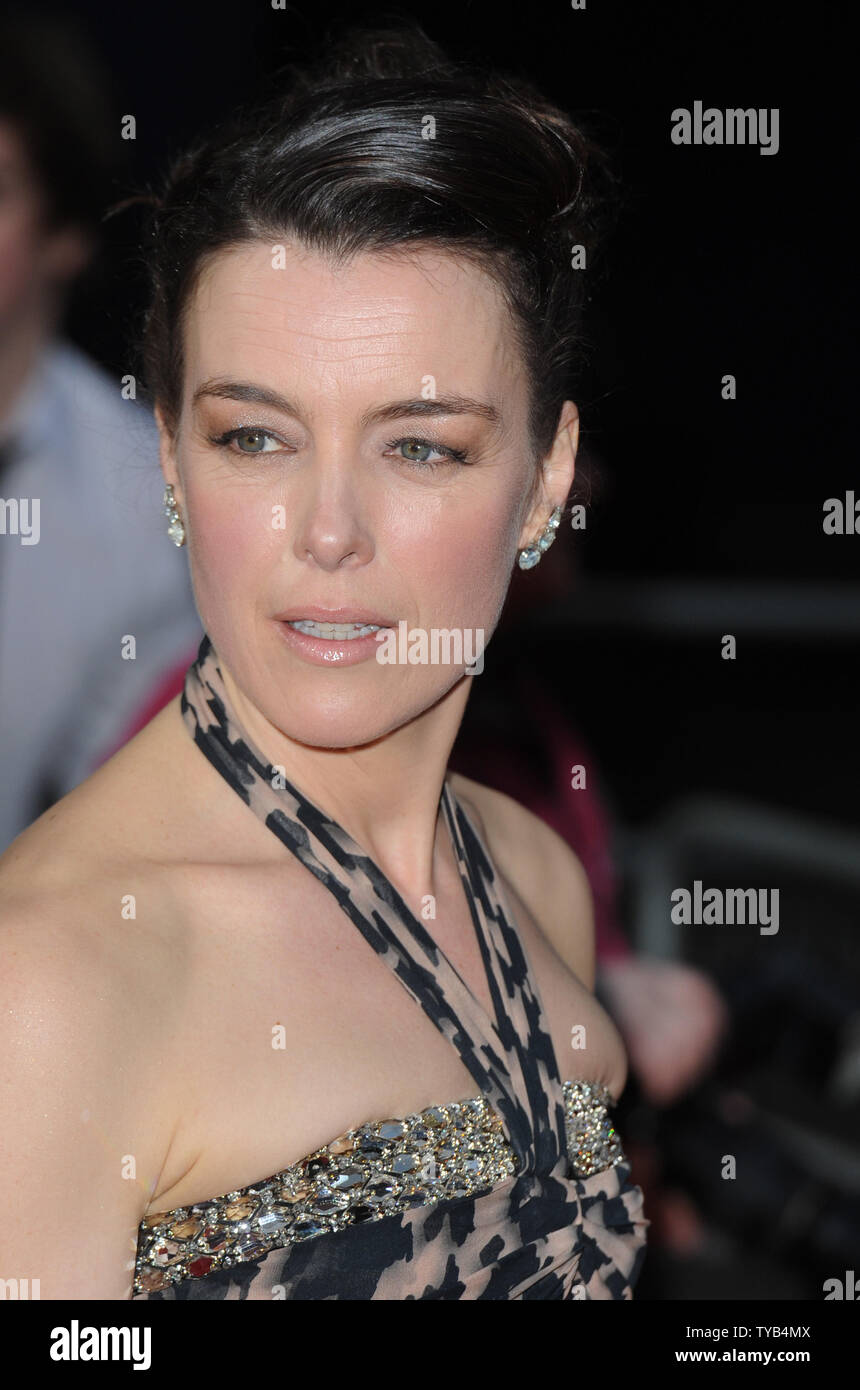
[135,1079,624,1294]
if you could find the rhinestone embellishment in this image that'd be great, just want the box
[162,484,185,547]
[563,1079,624,1177]
[134,1080,625,1293]
[517,505,562,569]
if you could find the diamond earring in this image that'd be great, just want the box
[517,506,562,570]
[163,483,186,547]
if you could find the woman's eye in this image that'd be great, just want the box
[386,437,468,467]
[230,428,282,454]
[209,427,284,454]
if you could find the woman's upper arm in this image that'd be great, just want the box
[0,906,152,1299]
[511,809,597,991]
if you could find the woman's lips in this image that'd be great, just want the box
[273,617,393,666]
[272,606,397,628]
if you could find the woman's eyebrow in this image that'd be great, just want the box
[191,379,501,428]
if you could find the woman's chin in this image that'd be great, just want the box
[263,679,462,751]
[270,711,410,752]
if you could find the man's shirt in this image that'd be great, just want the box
[0,338,202,851]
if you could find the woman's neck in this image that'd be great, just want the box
[219,658,475,905]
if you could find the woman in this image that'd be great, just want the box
[0,22,648,1299]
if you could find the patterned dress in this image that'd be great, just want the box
[133,636,648,1300]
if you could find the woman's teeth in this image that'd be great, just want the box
[288,619,383,640]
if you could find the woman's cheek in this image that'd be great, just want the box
[185,492,275,617]
[395,490,517,618]
[444,501,519,620]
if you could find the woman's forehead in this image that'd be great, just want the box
[191,240,503,326]
[184,239,524,400]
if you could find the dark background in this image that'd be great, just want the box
[54,0,855,833]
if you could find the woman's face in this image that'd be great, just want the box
[159,238,574,748]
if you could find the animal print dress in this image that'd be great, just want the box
[133,636,648,1300]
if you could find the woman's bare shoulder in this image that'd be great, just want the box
[2,693,194,939]
[447,769,596,990]
[0,697,200,1033]
[0,712,192,1296]
[0,695,190,890]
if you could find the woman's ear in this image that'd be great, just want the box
[516,401,579,552]
[154,402,180,492]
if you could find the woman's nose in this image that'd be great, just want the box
[289,465,375,570]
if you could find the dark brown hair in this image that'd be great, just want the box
[125,19,615,472]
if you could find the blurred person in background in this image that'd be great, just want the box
[0,10,201,851]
